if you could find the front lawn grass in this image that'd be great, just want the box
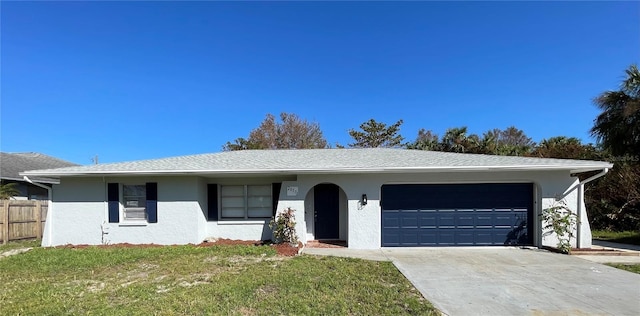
[0,244,437,315]
[606,263,640,274]
[592,230,640,246]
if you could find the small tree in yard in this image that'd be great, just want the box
[270,207,298,245]
[541,200,579,254]
[0,183,20,200]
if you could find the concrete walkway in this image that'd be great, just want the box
[302,247,640,315]
[592,240,640,251]
[575,240,640,264]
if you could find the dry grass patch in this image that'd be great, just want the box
[0,244,438,315]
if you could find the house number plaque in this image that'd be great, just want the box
[286,186,298,196]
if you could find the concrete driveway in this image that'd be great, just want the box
[304,247,640,315]
[383,248,640,316]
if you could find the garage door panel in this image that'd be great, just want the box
[456,230,475,245]
[475,231,495,245]
[384,231,400,246]
[475,214,494,226]
[401,211,419,228]
[382,212,400,229]
[382,183,532,210]
[381,183,533,247]
[419,231,438,245]
[494,214,517,226]
[456,210,475,226]
[419,212,437,227]
[437,231,456,245]
[437,212,456,226]
[401,229,419,245]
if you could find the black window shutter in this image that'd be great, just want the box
[146,183,158,223]
[272,183,282,216]
[107,183,119,223]
[207,184,218,221]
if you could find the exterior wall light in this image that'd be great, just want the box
[362,194,368,205]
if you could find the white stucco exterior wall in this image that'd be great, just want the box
[45,177,105,246]
[539,178,592,249]
[43,170,592,250]
[277,170,588,249]
[44,176,205,246]
[105,176,204,245]
[577,188,593,248]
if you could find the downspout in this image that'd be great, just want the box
[576,168,609,248]
[23,176,52,246]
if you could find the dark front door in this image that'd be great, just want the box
[314,183,340,239]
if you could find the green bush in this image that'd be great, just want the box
[541,200,578,253]
[269,207,298,244]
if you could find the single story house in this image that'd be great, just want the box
[21,148,612,249]
[1,152,78,200]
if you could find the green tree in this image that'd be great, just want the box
[498,126,535,156]
[223,113,328,151]
[406,129,441,151]
[223,137,262,151]
[592,61,640,228]
[591,64,640,157]
[586,163,640,231]
[474,127,534,155]
[440,127,479,153]
[525,135,639,231]
[348,119,405,148]
[0,183,20,200]
[477,128,501,154]
[530,136,600,160]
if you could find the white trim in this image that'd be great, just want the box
[21,163,613,177]
[216,220,269,225]
[118,221,148,227]
[6,176,60,184]
[575,168,609,248]
[23,176,52,245]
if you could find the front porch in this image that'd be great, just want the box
[303,182,349,247]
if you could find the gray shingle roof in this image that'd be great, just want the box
[1,152,79,183]
[20,149,612,178]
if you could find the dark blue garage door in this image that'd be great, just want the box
[381,183,533,247]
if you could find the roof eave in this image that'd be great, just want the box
[1,176,60,184]
[20,164,614,177]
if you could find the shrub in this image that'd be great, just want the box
[541,200,578,253]
[269,207,298,244]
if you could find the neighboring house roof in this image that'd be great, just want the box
[20,148,613,178]
[1,152,79,184]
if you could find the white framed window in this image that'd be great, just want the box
[122,184,146,221]
[220,184,272,219]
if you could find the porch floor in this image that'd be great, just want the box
[306,240,347,248]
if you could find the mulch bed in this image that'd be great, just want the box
[572,248,619,252]
[197,239,301,256]
[56,239,301,257]
[570,248,639,256]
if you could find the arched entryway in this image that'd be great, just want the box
[304,183,348,244]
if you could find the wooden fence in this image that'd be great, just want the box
[0,200,47,244]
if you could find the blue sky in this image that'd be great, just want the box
[2,1,638,165]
